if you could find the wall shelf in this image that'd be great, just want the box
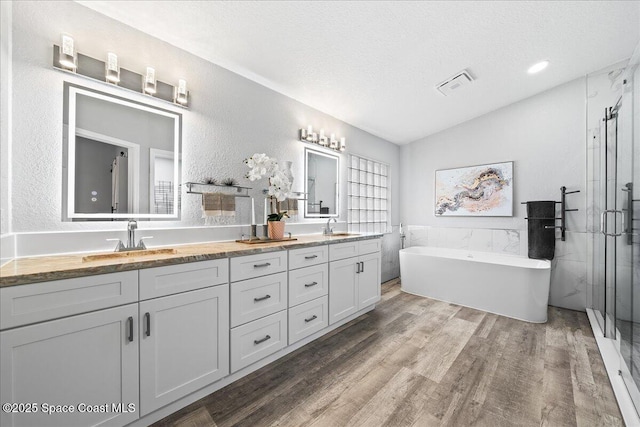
[184,182,252,197]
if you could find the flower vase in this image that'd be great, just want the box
[268,220,285,240]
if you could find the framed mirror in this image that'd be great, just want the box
[304,148,339,218]
[63,83,182,220]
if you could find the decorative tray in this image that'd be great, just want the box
[235,237,298,244]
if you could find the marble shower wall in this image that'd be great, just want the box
[405,225,587,311]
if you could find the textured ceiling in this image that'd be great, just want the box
[77,1,640,144]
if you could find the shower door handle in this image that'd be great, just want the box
[601,210,623,237]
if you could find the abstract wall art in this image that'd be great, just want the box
[435,161,513,216]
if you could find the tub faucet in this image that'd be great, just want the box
[324,218,337,235]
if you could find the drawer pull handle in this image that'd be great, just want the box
[127,316,134,342]
[304,281,318,288]
[304,255,318,260]
[356,262,361,274]
[254,335,271,345]
[361,261,365,273]
[254,294,271,302]
[254,262,271,268]
[305,315,318,323]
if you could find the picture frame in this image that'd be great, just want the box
[434,161,514,217]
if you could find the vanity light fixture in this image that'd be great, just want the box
[319,129,328,146]
[143,67,157,95]
[527,60,549,74]
[299,125,346,152]
[59,34,77,70]
[174,79,188,105]
[105,52,120,83]
[329,133,338,149]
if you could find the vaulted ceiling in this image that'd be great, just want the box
[78,1,640,144]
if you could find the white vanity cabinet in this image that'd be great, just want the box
[138,259,229,416]
[139,285,229,416]
[0,303,140,427]
[329,239,381,325]
[0,236,382,427]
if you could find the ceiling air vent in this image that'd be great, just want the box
[436,70,473,96]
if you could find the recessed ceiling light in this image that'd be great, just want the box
[528,60,549,74]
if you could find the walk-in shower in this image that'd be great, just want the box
[587,52,640,420]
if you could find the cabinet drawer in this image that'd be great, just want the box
[230,272,287,327]
[288,296,328,345]
[288,246,328,270]
[230,310,287,373]
[0,271,138,330]
[289,264,328,307]
[139,259,228,300]
[359,239,381,255]
[230,252,287,282]
[329,241,359,261]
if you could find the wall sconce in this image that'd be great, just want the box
[299,126,346,152]
[59,34,77,70]
[105,52,120,83]
[143,67,157,95]
[174,79,188,105]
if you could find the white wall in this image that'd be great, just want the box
[7,2,400,254]
[1,1,14,265]
[400,78,588,311]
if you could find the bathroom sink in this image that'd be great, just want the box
[82,248,177,262]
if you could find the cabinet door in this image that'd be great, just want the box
[329,258,358,325]
[0,304,139,427]
[358,252,381,309]
[139,285,229,416]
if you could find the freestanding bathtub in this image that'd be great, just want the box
[399,246,551,323]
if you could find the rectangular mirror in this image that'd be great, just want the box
[305,148,339,217]
[63,83,182,220]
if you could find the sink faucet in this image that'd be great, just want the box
[324,218,337,235]
[108,220,153,252]
[127,220,137,249]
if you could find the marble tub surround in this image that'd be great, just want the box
[406,225,526,256]
[405,225,588,311]
[0,233,381,287]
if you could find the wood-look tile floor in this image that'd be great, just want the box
[153,279,623,427]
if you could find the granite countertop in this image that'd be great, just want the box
[0,233,382,287]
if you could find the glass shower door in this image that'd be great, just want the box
[616,74,640,412]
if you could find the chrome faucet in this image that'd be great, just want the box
[127,220,137,249]
[108,220,153,252]
[324,218,337,235]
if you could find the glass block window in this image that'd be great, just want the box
[348,154,390,234]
